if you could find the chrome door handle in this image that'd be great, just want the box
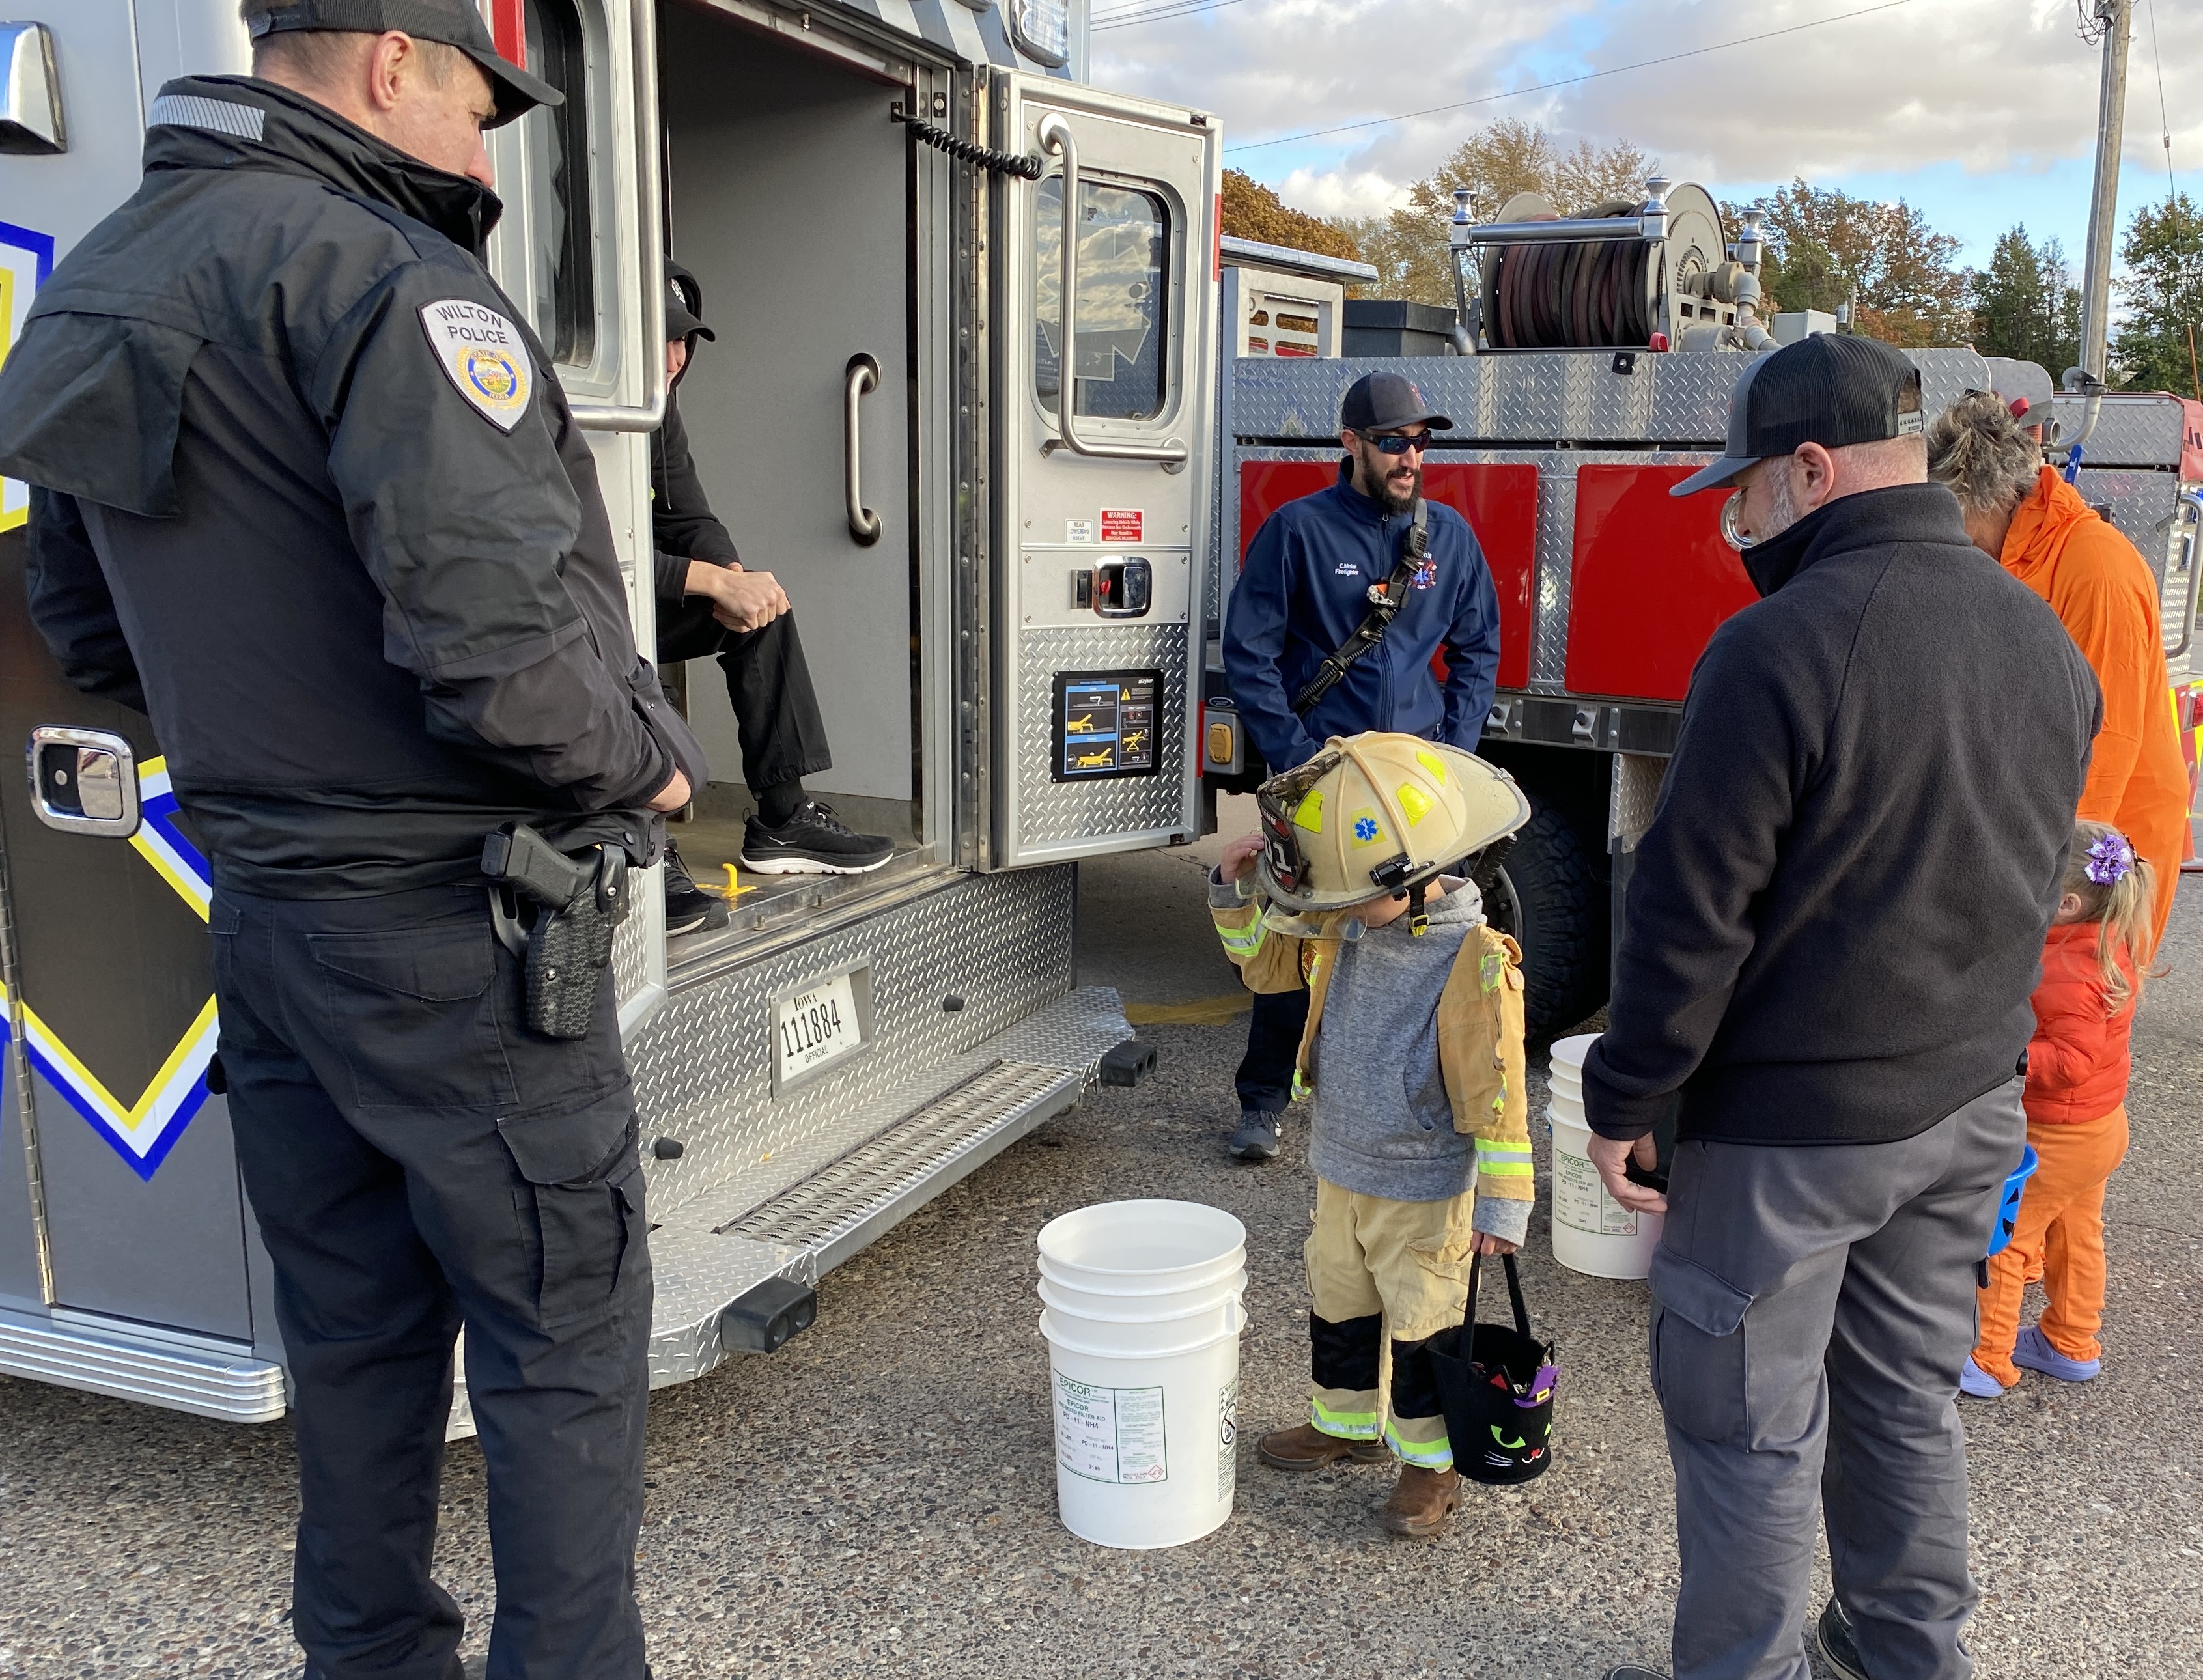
[26,727,139,836]
[844,352,882,546]
[1036,112,1188,468]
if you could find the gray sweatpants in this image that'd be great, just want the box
[1649,1080,2025,1680]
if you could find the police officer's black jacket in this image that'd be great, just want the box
[0,76,705,897]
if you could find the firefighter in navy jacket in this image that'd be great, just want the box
[1215,371,1503,1162]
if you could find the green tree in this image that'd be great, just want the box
[1728,179,1969,346]
[2111,193,2203,396]
[1966,226,2081,376]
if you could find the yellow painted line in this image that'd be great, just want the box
[1125,994,1252,1026]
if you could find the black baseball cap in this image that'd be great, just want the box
[1340,370,1453,436]
[247,0,562,127]
[1670,334,1925,497]
[666,262,714,343]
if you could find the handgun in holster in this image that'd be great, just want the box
[483,822,632,1039]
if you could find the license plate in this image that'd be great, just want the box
[776,970,863,1082]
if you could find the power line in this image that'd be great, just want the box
[1222,0,1917,155]
[2144,0,2175,201]
[1091,0,1241,28]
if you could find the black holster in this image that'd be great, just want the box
[483,824,633,1039]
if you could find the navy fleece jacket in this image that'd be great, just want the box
[1222,459,1502,773]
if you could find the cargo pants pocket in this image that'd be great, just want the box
[498,1087,647,1330]
[310,920,518,1110]
[1648,1246,1754,1447]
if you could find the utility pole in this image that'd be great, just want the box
[2074,0,2132,392]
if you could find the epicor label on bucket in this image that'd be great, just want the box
[1554,1152,1640,1237]
[1216,1379,1238,1505]
[1055,1375,1170,1484]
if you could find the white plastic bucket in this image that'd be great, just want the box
[1549,1033,1600,1074]
[1547,1050,1663,1278]
[1042,1305,1244,1550]
[1037,1267,1248,1325]
[1037,1278,1244,1354]
[1038,1199,1246,1294]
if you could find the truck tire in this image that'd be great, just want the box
[1485,804,1605,1043]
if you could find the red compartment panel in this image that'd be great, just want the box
[1564,463,1758,702]
[1235,460,1537,690]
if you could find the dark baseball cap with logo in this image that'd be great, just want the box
[1340,370,1454,435]
[1670,334,1925,497]
[247,0,562,126]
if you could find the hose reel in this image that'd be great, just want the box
[1457,182,1765,352]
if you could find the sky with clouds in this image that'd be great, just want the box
[1092,0,2203,272]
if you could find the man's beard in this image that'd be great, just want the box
[1758,464,1804,541]
[1364,455,1421,510]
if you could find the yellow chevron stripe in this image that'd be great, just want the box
[22,995,217,1136]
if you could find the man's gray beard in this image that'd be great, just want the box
[1758,466,1803,541]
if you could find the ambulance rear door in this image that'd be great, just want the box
[987,74,1219,867]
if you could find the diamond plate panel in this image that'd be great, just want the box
[624,867,1074,1220]
[1610,753,1666,850]
[2071,469,2187,590]
[2052,395,2187,468]
[613,867,653,1009]
[641,1225,811,1389]
[1013,625,1190,847]
[1226,348,1994,447]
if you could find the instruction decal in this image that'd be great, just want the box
[1099,508,1144,544]
[0,219,59,533]
[1055,1374,1168,1485]
[1052,669,1162,782]
[419,298,535,431]
[1065,518,1095,544]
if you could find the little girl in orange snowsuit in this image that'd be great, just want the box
[1963,820,2156,1397]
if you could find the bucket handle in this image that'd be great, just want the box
[1461,1250,1534,1342]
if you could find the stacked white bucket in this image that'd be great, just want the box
[1547,1034,1663,1278]
[1037,1200,1246,1549]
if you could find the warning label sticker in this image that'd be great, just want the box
[1055,1374,1168,1485]
[1099,508,1144,544]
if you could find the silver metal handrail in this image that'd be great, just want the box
[843,353,882,546]
[2169,490,2202,660]
[570,0,666,433]
[1036,111,1188,467]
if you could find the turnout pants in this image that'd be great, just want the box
[1234,983,1309,1115]
[1972,1105,2129,1384]
[1651,1080,2025,1680]
[658,599,830,796]
[1304,1177,1480,1470]
[211,882,651,1680]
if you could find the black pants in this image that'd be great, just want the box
[211,882,651,1680]
[1233,983,1310,1114]
[658,600,831,795]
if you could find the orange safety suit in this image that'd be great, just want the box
[1999,466,2191,944]
[1971,921,2135,1385]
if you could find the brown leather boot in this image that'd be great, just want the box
[1256,1423,1390,1471]
[1379,1464,1461,1537]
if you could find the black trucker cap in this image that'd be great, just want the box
[247,0,562,126]
[1340,370,1454,435]
[666,262,714,343]
[1670,334,1924,497]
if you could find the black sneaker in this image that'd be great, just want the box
[663,841,729,936]
[739,801,894,875]
[1229,1110,1282,1161]
[1813,1601,1869,1680]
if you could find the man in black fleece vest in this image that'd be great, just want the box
[1585,337,2099,1680]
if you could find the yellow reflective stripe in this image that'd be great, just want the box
[1477,1142,1534,1174]
[1216,918,1267,957]
[1383,1418,1453,1468]
[1291,1069,1312,1102]
[1308,1397,1381,1438]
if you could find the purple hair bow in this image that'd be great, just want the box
[2084,832,2135,887]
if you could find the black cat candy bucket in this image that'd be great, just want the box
[1429,1251,1558,1485]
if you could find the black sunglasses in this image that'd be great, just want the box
[1362,430,1433,455]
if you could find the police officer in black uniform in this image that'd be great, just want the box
[0,5,701,1675]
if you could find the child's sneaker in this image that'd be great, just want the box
[1959,1356,2008,1399]
[2012,1323,2100,1382]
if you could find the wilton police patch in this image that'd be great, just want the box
[419,299,534,431]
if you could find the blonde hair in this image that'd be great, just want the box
[1924,391,2043,520]
[2059,820,2158,1013]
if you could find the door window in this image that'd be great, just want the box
[520,0,596,367]
[1035,177,1172,423]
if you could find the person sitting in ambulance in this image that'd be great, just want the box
[651,262,893,932]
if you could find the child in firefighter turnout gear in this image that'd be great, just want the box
[1209,734,1534,1537]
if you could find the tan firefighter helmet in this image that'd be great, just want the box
[1255,733,1530,916]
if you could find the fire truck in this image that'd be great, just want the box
[0,0,1217,1425]
[1200,200,2203,1041]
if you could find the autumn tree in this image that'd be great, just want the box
[1220,170,1366,268]
[2111,192,2203,396]
[1967,225,2081,378]
[1733,180,1967,346]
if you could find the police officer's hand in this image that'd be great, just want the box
[696,563,793,630]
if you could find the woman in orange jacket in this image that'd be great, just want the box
[1963,822,2155,1396]
[1928,395,2189,944]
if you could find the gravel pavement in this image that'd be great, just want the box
[1,851,2198,1678]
